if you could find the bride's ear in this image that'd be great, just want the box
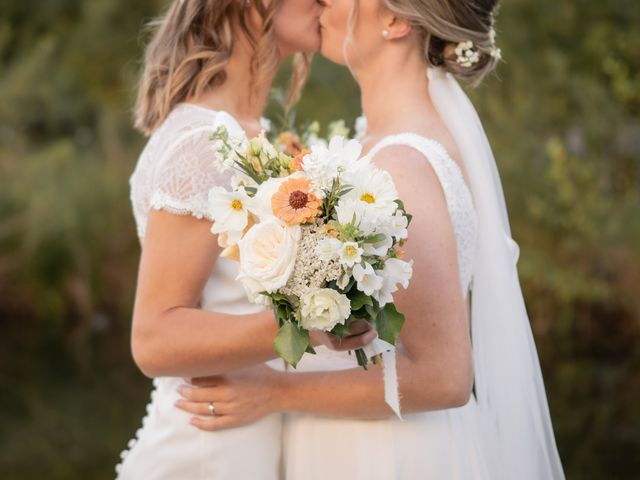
[380,12,412,40]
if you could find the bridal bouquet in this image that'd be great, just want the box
[207,125,413,368]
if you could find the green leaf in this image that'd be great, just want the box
[362,233,387,244]
[365,302,380,320]
[405,213,413,227]
[350,291,373,310]
[274,322,310,368]
[375,303,406,346]
[331,322,351,337]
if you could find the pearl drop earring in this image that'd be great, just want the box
[382,30,390,39]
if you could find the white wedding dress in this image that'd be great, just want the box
[116,104,285,479]
[285,68,564,480]
[283,133,490,480]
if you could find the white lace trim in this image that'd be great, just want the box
[129,105,246,239]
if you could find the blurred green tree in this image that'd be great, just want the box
[0,0,638,478]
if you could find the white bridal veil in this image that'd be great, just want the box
[427,67,565,479]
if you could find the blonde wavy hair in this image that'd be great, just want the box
[135,0,311,135]
[349,0,500,86]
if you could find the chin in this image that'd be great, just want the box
[319,44,347,66]
[280,34,321,56]
[305,34,322,53]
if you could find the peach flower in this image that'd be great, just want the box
[290,148,310,173]
[271,177,321,225]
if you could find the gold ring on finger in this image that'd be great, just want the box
[208,401,216,416]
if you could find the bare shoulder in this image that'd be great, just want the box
[369,144,446,203]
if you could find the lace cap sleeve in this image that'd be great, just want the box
[149,124,233,221]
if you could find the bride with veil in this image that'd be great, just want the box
[174,0,565,478]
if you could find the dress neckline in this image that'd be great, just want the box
[363,131,477,212]
[176,103,270,137]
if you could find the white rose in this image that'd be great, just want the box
[237,219,301,296]
[300,288,352,331]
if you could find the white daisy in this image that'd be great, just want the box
[208,187,253,244]
[344,167,399,217]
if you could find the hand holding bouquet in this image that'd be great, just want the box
[207,126,413,368]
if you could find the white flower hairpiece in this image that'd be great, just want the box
[454,27,502,68]
[454,41,480,68]
[488,27,502,60]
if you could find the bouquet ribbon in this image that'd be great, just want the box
[363,338,402,420]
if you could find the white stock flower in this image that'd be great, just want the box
[338,241,363,267]
[237,219,301,296]
[302,136,363,193]
[316,237,342,262]
[208,187,253,244]
[300,288,351,331]
[352,262,384,296]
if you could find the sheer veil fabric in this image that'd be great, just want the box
[427,67,565,479]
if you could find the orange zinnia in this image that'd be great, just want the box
[272,177,321,225]
[290,148,310,173]
[276,131,303,156]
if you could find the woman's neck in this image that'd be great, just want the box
[357,49,435,143]
[189,33,278,128]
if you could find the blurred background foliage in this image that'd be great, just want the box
[1,0,638,478]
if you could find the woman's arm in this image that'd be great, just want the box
[131,209,277,378]
[177,146,474,426]
[132,209,375,378]
[278,146,474,416]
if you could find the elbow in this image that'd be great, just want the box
[440,360,474,408]
[131,316,168,378]
[413,358,474,410]
[442,376,474,408]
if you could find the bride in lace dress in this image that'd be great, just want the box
[116,1,375,478]
[176,0,566,479]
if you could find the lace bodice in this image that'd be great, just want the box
[129,104,250,239]
[364,133,478,293]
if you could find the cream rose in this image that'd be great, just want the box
[300,288,351,331]
[237,219,301,295]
